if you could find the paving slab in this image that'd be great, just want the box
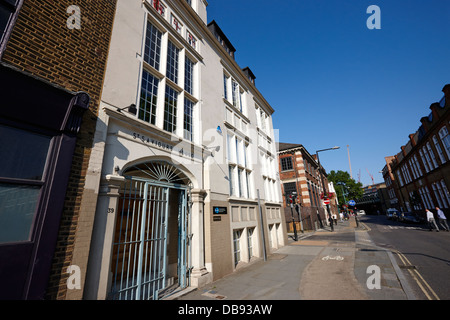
[174,218,413,301]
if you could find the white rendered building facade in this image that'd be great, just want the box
[83,0,285,300]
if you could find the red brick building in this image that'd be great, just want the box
[382,84,450,220]
[0,0,116,299]
[277,143,336,231]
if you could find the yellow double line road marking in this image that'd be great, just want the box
[394,250,440,300]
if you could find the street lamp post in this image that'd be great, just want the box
[288,192,298,241]
[316,146,340,232]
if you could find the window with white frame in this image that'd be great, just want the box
[314,183,321,207]
[438,181,449,208]
[413,154,423,177]
[283,182,297,205]
[432,182,449,209]
[255,104,269,134]
[396,170,404,187]
[440,179,450,207]
[280,157,293,171]
[223,75,245,115]
[228,165,234,196]
[419,149,430,173]
[387,178,392,187]
[426,142,438,169]
[406,164,412,182]
[185,56,194,95]
[233,229,242,266]
[420,186,435,209]
[438,126,450,159]
[166,40,179,84]
[260,151,277,202]
[389,188,396,199]
[423,146,435,171]
[409,191,421,210]
[408,158,417,180]
[433,135,447,164]
[257,134,272,157]
[183,98,193,141]
[227,133,252,198]
[401,165,412,184]
[143,21,163,70]
[223,73,229,100]
[259,110,267,132]
[247,228,254,260]
[226,133,233,161]
[138,18,198,142]
[419,188,429,209]
[268,225,274,248]
[231,80,239,110]
[307,182,313,206]
[245,167,251,199]
[139,70,159,125]
[237,168,245,197]
[163,85,178,133]
[425,186,435,208]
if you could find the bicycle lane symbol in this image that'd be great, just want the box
[321,255,344,261]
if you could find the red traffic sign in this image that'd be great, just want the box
[323,199,331,205]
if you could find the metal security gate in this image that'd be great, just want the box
[109,173,191,300]
[177,188,191,289]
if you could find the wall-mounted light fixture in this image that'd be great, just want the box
[117,103,137,115]
[216,126,222,134]
[204,145,220,158]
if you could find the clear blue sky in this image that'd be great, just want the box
[207,0,450,187]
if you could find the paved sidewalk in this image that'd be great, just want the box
[173,218,414,300]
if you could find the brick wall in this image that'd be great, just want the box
[389,85,450,218]
[2,0,117,299]
[279,153,303,206]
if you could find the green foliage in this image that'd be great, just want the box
[327,170,363,208]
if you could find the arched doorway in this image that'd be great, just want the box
[109,161,192,300]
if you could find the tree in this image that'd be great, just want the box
[327,170,363,209]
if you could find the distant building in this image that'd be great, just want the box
[382,84,450,218]
[355,183,388,215]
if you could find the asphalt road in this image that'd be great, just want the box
[359,214,450,300]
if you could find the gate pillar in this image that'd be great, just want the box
[190,189,212,288]
[84,174,124,300]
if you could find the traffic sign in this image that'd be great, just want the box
[323,199,331,205]
[348,200,356,206]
